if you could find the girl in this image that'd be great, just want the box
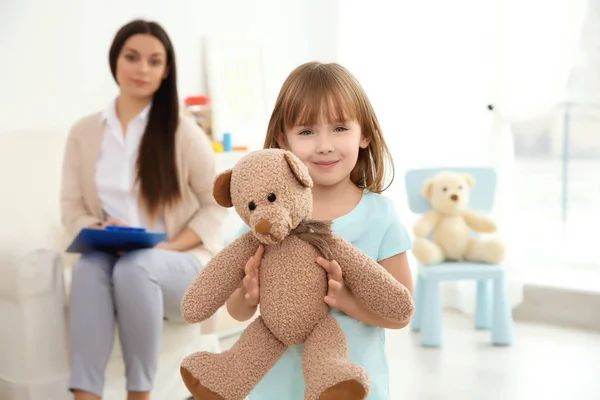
[60,20,226,400]
[226,61,414,400]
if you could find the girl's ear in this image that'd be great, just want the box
[359,136,370,149]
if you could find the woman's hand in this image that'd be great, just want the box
[242,245,264,307]
[316,257,355,314]
[154,241,173,251]
[103,217,128,227]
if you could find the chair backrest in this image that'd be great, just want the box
[404,167,497,214]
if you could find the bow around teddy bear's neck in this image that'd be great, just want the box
[289,219,334,260]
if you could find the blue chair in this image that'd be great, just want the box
[405,167,514,347]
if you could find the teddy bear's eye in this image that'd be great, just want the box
[248,201,256,211]
[442,187,448,192]
[458,185,463,190]
[267,193,277,202]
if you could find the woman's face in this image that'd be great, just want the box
[115,34,168,100]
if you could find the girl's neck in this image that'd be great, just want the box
[311,178,363,221]
[116,94,151,131]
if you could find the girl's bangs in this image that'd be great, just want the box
[283,79,358,128]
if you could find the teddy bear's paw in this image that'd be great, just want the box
[319,379,367,400]
[180,365,225,400]
[412,237,445,265]
[306,362,369,400]
[483,239,506,264]
[465,238,505,264]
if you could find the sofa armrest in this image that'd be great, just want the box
[0,247,70,389]
[0,248,65,302]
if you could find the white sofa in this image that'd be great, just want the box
[0,128,247,400]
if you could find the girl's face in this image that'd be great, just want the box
[115,34,168,100]
[281,116,369,189]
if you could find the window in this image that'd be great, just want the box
[512,2,600,270]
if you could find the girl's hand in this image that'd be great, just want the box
[243,245,264,307]
[316,257,355,314]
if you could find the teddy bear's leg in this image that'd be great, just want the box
[180,316,286,400]
[412,237,445,265]
[302,314,369,400]
[464,238,505,264]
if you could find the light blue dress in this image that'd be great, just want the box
[238,191,412,400]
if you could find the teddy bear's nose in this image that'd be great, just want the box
[254,219,271,234]
[451,194,459,201]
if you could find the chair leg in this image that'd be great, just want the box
[421,279,442,347]
[475,280,492,330]
[411,274,425,332]
[491,275,514,346]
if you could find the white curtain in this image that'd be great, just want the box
[336,0,587,315]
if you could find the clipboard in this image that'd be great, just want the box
[65,225,167,254]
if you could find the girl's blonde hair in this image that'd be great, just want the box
[264,62,394,193]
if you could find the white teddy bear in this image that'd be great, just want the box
[412,171,505,265]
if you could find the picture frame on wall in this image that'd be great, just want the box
[202,34,268,151]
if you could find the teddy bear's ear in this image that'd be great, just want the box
[284,151,313,188]
[463,174,475,188]
[213,169,234,208]
[421,178,434,200]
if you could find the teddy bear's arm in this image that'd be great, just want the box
[180,231,261,323]
[413,210,441,238]
[328,236,414,323]
[463,210,497,233]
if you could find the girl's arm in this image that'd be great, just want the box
[226,286,259,322]
[350,252,413,329]
[181,232,260,323]
[226,224,259,321]
[319,198,415,329]
[319,252,413,329]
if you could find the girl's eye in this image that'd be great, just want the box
[334,126,347,132]
[299,130,312,136]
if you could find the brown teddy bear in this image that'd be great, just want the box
[412,171,505,265]
[179,148,414,400]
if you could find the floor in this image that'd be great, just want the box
[220,312,600,400]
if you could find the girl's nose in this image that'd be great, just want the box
[316,135,334,154]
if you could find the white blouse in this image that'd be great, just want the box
[95,99,166,233]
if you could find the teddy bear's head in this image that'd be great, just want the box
[421,171,475,216]
[212,149,313,245]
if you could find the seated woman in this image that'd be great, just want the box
[60,19,227,400]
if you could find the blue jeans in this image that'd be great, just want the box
[68,249,201,397]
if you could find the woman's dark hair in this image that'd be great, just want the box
[109,19,180,220]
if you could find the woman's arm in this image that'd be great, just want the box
[168,121,228,253]
[160,227,201,252]
[60,123,103,235]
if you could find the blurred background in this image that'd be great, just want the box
[1,0,599,399]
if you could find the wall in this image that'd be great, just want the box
[337,0,500,213]
[0,0,338,141]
